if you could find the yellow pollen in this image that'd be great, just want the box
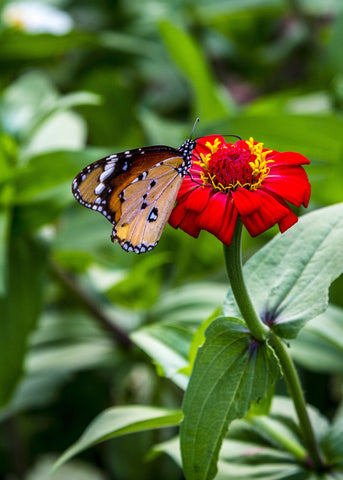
[194,152,213,187]
[205,137,221,154]
[246,137,273,189]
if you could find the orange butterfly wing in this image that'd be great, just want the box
[112,157,185,252]
[72,144,194,253]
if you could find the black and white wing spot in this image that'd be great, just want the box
[147,207,158,222]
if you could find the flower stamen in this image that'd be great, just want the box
[194,137,274,192]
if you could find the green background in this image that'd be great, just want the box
[0,0,343,478]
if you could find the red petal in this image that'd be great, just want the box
[177,181,198,200]
[263,165,311,207]
[196,191,229,234]
[269,151,310,166]
[168,197,188,228]
[169,195,202,238]
[231,188,261,216]
[195,135,227,155]
[239,189,291,236]
[176,211,201,238]
[216,201,239,245]
[278,209,298,233]
[181,186,211,212]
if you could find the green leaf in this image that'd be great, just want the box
[10,201,66,234]
[180,317,281,480]
[224,203,343,339]
[0,71,99,159]
[156,434,303,480]
[0,370,72,422]
[0,71,57,138]
[327,8,343,76]
[11,149,98,203]
[79,68,141,148]
[0,310,118,420]
[131,321,193,389]
[53,406,183,471]
[22,91,101,149]
[159,21,232,121]
[156,396,330,480]
[22,110,87,159]
[106,252,169,308]
[53,205,118,264]
[246,383,275,417]
[149,282,227,325]
[150,436,182,468]
[181,308,222,376]
[194,0,283,21]
[99,31,160,57]
[290,305,343,373]
[322,417,343,467]
[132,283,227,389]
[0,228,47,406]
[26,455,105,480]
[0,30,97,61]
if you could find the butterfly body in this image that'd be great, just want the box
[72,139,196,253]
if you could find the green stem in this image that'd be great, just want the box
[268,333,324,468]
[223,218,324,469]
[223,218,269,341]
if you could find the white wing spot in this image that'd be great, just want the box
[99,166,114,182]
[104,161,115,170]
[95,183,105,195]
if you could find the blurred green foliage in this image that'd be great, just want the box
[0,0,343,478]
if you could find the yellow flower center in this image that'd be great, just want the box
[194,137,273,192]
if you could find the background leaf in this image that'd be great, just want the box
[224,203,343,338]
[0,228,47,406]
[54,406,183,470]
[290,305,343,373]
[159,21,232,122]
[155,396,330,480]
[132,321,193,389]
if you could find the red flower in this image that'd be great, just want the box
[169,135,311,245]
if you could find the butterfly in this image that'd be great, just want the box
[72,134,197,254]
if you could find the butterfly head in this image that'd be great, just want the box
[178,138,197,172]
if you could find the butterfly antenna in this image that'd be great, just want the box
[222,134,242,141]
[190,117,200,140]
